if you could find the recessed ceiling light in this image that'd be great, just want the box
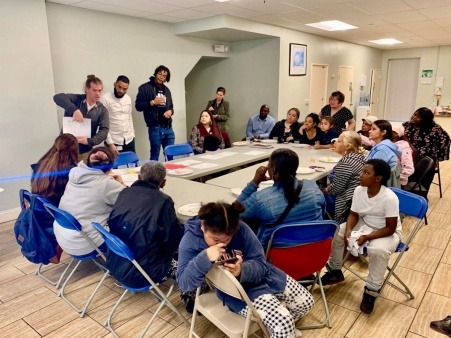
[369,38,403,45]
[305,20,358,31]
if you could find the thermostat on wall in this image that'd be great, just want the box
[213,44,229,53]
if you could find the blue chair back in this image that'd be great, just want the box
[113,151,139,169]
[390,187,428,219]
[267,220,338,249]
[42,202,83,231]
[91,222,135,261]
[164,143,193,161]
[20,189,50,213]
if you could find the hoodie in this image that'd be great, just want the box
[54,161,125,256]
[366,139,401,168]
[177,217,288,313]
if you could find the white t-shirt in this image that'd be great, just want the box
[351,185,401,232]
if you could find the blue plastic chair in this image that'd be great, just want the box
[164,142,193,161]
[113,151,139,169]
[265,220,338,329]
[42,202,108,317]
[343,187,428,300]
[91,222,189,337]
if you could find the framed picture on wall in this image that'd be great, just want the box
[289,43,307,76]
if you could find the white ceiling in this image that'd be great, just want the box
[47,0,451,49]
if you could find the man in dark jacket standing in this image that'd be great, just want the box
[135,65,175,160]
[107,161,183,287]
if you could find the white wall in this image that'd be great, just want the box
[0,0,57,216]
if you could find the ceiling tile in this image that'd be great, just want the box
[47,0,84,4]
[348,0,413,14]
[307,3,367,19]
[195,3,264,18]
[75,1,151,17]
[142,13,185,23]
[421,6,451,19]
[284,0,351,10]
[278,9,325,24]
[403,0,451,10]
[163,8,215,20]
[86,0,183,13]
[378,10,428,24]
[434,18,451,28]
[397,20,442,30]
[152,0,214,7]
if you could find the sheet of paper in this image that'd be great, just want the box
[63,117,91,137]
[176,159,202,166]
[199,154,222,160]
[190,162,219,169]
[244,150,266,155]
[213,151,238,158]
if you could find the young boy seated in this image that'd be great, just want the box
[321,159,402,314]
[314,116,338,149]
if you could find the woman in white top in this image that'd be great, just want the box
[54,147,125,256]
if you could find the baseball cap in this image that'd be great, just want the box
[362,116,378,125]
[391,123,405,137]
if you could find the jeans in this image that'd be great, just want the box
[148,126,175,161]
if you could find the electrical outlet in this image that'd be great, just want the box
[305,99,310,105]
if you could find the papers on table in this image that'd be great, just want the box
[190,162,219,169]
[176,159,202,166]
[63,117,91,137]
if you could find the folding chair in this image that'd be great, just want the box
[431,160,443,198]
[91,222,189,338]
[18,190,65,288]
[343,188,428,300]
[113,151,139,169]
[164,142,194,161]
[404,156,434,224]
[189,265,270,338]
[265,220,338,330]
[43,203,109,317]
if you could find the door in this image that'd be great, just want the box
[309,64,328,114]
[385,58,420,121]
[370,69,381,116]
[337,66,354,108]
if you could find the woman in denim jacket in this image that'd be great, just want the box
[237,149,325,248]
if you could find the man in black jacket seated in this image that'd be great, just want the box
[107,161,183,288]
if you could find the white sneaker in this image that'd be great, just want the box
[295,328,302,337]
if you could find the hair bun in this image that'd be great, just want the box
[87,74,96,79]
[231,201,245,214]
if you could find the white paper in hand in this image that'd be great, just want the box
[63,117,91,137]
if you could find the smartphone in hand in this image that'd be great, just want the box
[213,249,242,266]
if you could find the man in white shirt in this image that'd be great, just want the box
[100,75,135,157]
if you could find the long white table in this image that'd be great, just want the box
[164,143,278,180]
[205,147,340,190]
[165,142,340,181]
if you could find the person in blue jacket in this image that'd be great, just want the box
[177,201,314,338]
[366,119,401,168]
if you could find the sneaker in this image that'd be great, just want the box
[321,269,345,285]
[430,315,451,336]
[359,286,379,314]
[295,328,302,337]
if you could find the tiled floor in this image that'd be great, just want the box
[1,162,450,337]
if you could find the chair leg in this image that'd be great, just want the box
[140,283,190,338]
[297,269,332,330]
[189,287,202,338]
[104,289,129,338]
[58,259,108,317]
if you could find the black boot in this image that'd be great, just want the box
[360,286,380,314]
[430,315,451,336]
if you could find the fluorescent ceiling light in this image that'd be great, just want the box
[305,20,357,31]
[215,0,230,2]
[369,38,403,45]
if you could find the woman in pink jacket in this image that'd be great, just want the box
[391,123,414,187]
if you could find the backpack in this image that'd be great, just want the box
[14,190,60,265]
